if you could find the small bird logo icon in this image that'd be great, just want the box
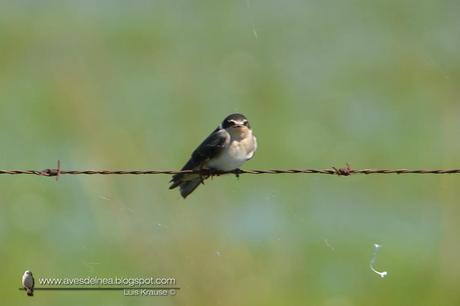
[170,113,257,198]
[22,270,34,296]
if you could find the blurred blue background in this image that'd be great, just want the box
[1,0,459,305]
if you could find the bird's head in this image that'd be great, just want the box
[221,113,252,139]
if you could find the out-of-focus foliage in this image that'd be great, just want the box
[1,1,459,305]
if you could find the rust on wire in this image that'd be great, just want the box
[1,162,460,178]
[332,163,352,176]
[40,160,62,180]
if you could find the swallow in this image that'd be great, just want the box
[22,270,34,296]
[170,113,257,198]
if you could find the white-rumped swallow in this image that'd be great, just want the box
[170,113,257,198]
[22,270,34,297]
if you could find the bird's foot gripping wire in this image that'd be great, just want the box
[234,168,242,180]
[204,168,220,180]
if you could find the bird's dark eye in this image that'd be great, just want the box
[243,120,248,126]
[222,120,234,129]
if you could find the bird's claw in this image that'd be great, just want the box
[207,168,220,180]
[234,168,242,179]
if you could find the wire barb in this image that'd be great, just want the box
[39,160,61,180]
[332,163,352,176]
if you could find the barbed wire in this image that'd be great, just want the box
[0,161,460,180]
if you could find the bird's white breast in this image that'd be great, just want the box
[207,132,257,171]
[22,274,33,287]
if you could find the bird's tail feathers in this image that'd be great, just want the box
[179,178,203,198]
[169,173,202,190]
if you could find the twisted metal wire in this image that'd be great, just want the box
[1,161,459,179]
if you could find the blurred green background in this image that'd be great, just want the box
[1,0,460,305]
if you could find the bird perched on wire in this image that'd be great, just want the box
[22,270,35,296]
[170,113,257,198]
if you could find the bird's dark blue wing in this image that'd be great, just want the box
[169,127,228,195]
[189,127,228,167]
